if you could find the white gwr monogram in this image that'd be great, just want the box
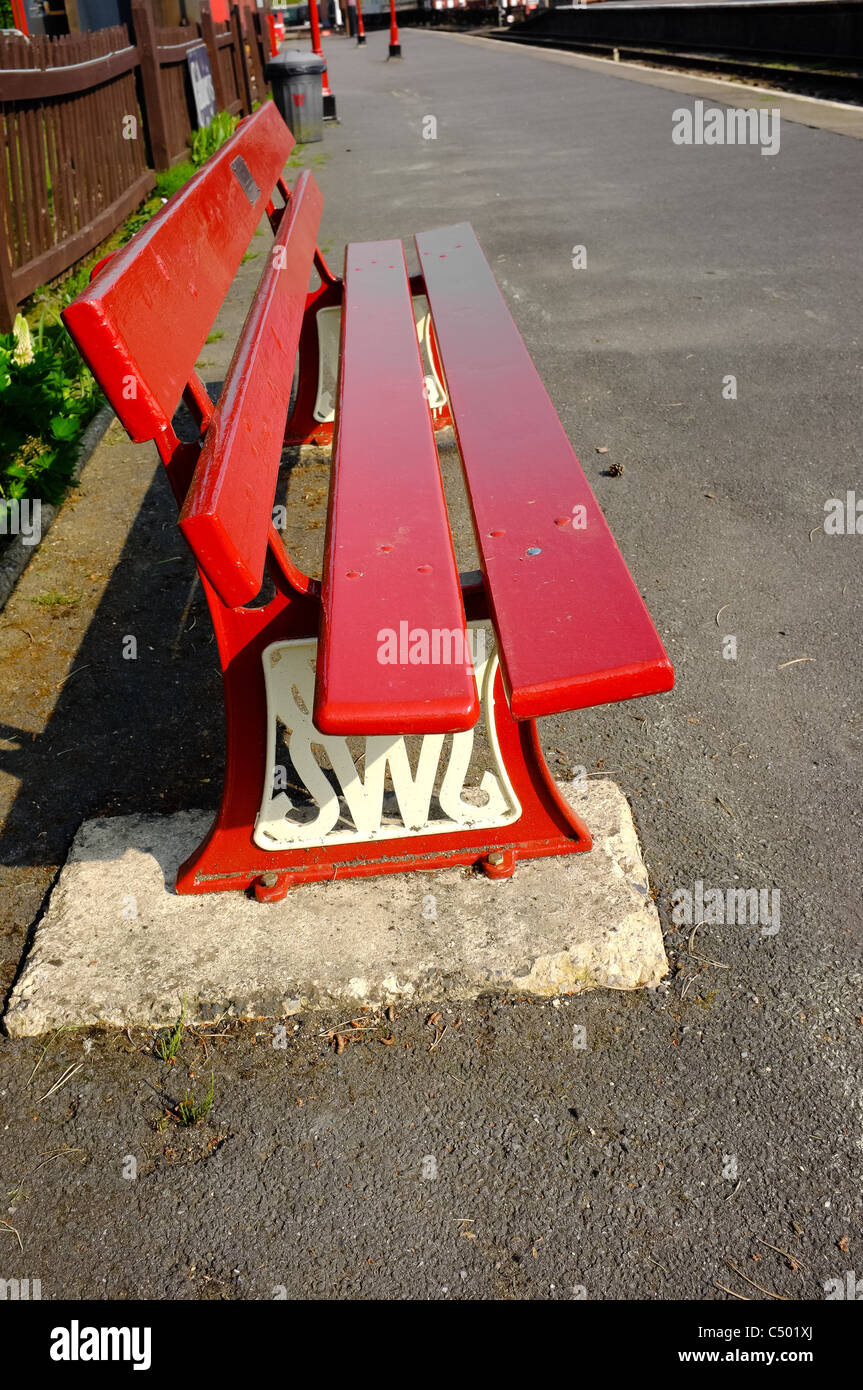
[254,635,520,850]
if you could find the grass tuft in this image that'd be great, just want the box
[154,998,186,1063]
[176,1072,215,1127]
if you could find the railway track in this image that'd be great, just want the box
[491,3,863,104]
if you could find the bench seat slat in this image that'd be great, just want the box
[178,170,323,608]
[415,222,674,720]
[315,241,480,737]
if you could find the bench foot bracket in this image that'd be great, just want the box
[480,848,517,880]
[253,872,293,903]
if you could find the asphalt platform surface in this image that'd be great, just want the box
[0,31,860,1301]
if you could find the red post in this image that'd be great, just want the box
[308,0,323,55]
[10,0,29,33]
[388,0,401,58]
[356,0,366,45]
[265,12,279,58]
[309,1,338,120]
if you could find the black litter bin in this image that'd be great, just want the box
[266,51,325,144]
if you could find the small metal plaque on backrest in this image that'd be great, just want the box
[230,155,260,206]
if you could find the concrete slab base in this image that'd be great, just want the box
[4,780,667,1036]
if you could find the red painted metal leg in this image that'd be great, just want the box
[175,540,320,895]
[176,626,591,897]
[283,277,343,447]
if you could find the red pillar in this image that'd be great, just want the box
[266,12,279,57]
[309,1,338,120]
[10,0,29,31]
[388,0,401,58]
[356,0,366,45]
[309,0,323,55]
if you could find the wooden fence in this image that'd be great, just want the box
[0,1,272,332]
[0,25,152,329]
[136,1,270,169]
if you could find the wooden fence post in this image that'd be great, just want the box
[251,9,270,85]
[200,1,229,115]
[244,4,266,104]
[0,235,17,335]
[230,5,253,117]
[131,0,171,172]
[0,117,18,332]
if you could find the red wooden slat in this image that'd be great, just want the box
[315,240,479,737]
[178,170,323,608]
[416,222,674,720]
[62,103,294,445]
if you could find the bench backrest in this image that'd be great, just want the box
[62,103,295,447]
[63,103,329,609]
[178,169,323,607]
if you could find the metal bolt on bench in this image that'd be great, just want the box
[63,104,673,901]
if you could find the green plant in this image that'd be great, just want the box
[154,998,186,1062]
[191,111,239,168]
[177,1072,215,1126]
[0,309,102,505]
[155,161,197,200]
[29,589,80,608]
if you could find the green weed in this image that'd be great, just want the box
[191,111,239,167]
[154,999,186,1062]
[29,590,80,608]
[176,1072,215,1127]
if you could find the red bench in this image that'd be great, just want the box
[63,103,673,901]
